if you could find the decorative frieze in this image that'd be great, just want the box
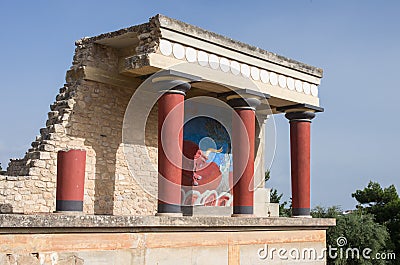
[159,39,319,97]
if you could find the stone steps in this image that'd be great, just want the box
[6,83,77,176]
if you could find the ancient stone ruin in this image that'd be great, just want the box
[0,14,334,265]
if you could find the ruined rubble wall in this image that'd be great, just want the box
[1,34,158,215]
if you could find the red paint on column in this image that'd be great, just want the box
[232,108,255,211]
[158,92,185,208]
[290,121,311,211]
[56,150,86,202]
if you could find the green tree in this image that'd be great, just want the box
[270,188,291,217]
[311,205,342,254]
[265,170,291,217]
[311,205,342,218]
[264,170,271,183]
[312,206,390,265]
[352,181,400,263]
[330,213,389,265]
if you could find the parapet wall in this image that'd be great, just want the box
[0,215,335,265]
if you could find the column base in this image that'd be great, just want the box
[157,203,182,216]
[56,200,83,212]
[155,212,183,217]
[292,208,311,217]
[53,211,84,215]
[233,206,253,215]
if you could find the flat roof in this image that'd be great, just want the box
[79,14,322,78]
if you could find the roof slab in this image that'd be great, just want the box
[78,14,324,111]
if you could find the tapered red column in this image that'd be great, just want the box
[56,149,86,212]
[285,111,315,217]
[229,97,260,216]
[157,83,190,216]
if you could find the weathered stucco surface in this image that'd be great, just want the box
[0,215,334,265]
[0,230,328,265]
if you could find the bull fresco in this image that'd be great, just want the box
[182,116,233,207]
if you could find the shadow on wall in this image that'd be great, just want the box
[70,81,135,215]
[90,135,119,215]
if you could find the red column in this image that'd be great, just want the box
[157,84,190,215]
[56,149,86,212]
[285,111,315,217]
[229,97,260,216]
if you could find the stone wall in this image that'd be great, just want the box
[1,230,327,265]
[0,175,53,213]
[0,215,335,265]
[1,29,158,215]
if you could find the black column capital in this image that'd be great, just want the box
[152,79,191,96]
[277,103,323,123]
[285,111,316,122]
[151,70,201,96]
[223,89,269,111]
[227,97,261,110]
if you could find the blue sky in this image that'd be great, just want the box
[0,1,399,210]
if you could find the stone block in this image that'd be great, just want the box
[28,167,41,176]
[57,254,84,265]
[254,187,271,204]
[34,181,45,188]
[39,144,55,152]
[31,160,46,168]
[145,247,192,265]
[254,202,280,217]
[14,194,22,201]
[192,246,228,265]
[182,206,232,217]
[266,203,280,217]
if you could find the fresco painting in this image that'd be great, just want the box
[182,116,233,207]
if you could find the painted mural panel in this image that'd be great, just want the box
[182,116,233,207]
